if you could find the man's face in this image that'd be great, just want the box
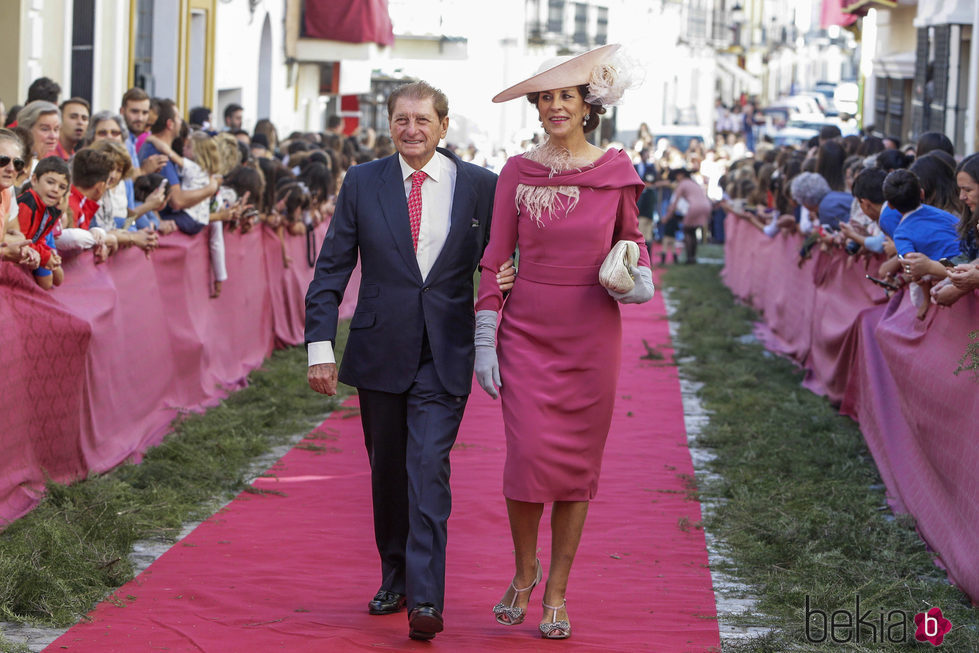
[226,110,243,131]
[33,171,69,208]
[389,96,447,167]
[61,102,89,143]
[122,99,151,135]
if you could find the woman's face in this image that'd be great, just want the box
[94,119,124,143]
[107,166,122,188]
[0,140,24,189]
[32,113,61,157]
[537,87,588,140]
[957,171,979,213]
[183,136,195,160]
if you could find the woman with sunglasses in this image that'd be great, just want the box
[0,128,40,268]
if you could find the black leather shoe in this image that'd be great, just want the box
[368,590,406,615]
[408,603,444,641]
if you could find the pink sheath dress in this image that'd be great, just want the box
[475,148,649,502]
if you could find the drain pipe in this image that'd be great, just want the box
[966,0,979,152]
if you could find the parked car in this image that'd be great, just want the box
[643,125,715,154]
[772,115,859,147]
[833,82,859,116]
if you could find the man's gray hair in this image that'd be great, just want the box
[85,111,130,144]
[387,81,449,121]
[16,101,60,131]
[790,172,831,208]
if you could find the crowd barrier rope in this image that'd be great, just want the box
[722,214,979,603]
[0,222,361,526]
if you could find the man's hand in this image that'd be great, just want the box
[131,229,159,253]
[496,258,516,292]
[158,219,177,235]
[308,363,338,396]
[140,154,168,175]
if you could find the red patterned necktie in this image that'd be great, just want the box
[407,170,427,252]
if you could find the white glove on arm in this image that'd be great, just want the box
[607,265,655,304]
[474,309,501,399]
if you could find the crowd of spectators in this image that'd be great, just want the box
[0,77,381,298]
[626,109,979,319]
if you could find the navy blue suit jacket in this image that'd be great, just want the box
[305,148,498,396]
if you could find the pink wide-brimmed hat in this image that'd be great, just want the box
[492,44,621,103]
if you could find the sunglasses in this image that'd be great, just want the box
[0,156,26,171]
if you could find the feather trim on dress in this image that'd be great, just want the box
[516,140,593,228]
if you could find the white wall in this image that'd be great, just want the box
[214,3,296,134]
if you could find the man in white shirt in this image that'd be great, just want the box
[305,81,510,641]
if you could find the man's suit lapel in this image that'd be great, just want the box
[425,148,476,282]
[376,154,423,282]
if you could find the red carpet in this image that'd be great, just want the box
[48,281,720,652]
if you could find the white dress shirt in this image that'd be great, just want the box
[308,151,457,367]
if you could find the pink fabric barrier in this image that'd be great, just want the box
[0,222,358,526]
[722,215,979,603]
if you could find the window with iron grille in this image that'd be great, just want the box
[596,6,608,45]
[573,3,588,44]
[547,0,564,33]
[71,0,95,102]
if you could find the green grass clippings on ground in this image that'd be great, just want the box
[661,256,979,652]
[0,325,351,631]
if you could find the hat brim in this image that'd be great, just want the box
[492,44,621,103]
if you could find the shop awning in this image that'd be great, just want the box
[303,0,394,47]
[841,0,897,15]
[821,0,859,27]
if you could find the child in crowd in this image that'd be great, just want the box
[16,156,70,289]
[150,129,232,297]
[59,148,114,262]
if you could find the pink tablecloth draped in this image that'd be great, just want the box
[723,215,979,603]
[0,221,356,526]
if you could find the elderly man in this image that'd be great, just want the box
[305,80,511,641]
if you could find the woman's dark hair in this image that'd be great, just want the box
[526,85,605,134]
[298,161,334,202]
[842,134,861,156]
[816,140,847,191]
[955,152,979,241]
[876,148,914,173]
[851,167,887,204]
[257,157,294,213]
[882,169,921,214]
[857,136,885,156]
[910,153,962,214]
[274,182,311,224]
[133,173,165,202]
[287,140,309,155]
[224,165,265,206]
[915,131,954,158]
[667,167,691,182]
[4,105,22,127]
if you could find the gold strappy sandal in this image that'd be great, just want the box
[539,599,571,639]
[492,558,542,625]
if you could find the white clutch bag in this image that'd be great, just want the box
[599,240,640,293]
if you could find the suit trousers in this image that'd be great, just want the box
[357,333,468,613]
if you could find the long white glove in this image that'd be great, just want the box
[607,265,655,304]
[474,309,501,399]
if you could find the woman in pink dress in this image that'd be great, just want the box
[473,45,655,640]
